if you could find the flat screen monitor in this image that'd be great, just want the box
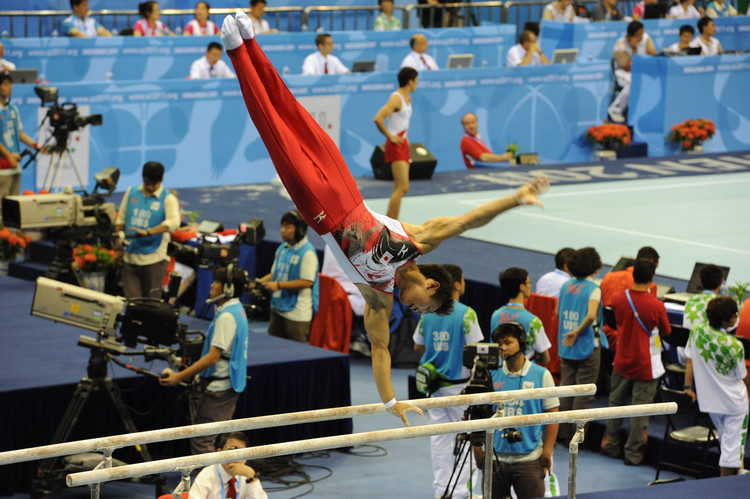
[552,49,579,65]
[352,60,376,73]
[686,262,730,294]
[8,68,38,84]
[610,256,635,273]
[446,54,474,69]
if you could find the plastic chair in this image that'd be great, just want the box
[653,387,719,482]
[525,293,560,383]
[308,274,352,354]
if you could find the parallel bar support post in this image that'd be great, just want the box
[483,428,494,498]
[88,448,111,499]
[567,423,586,499]
[173,471,191,499]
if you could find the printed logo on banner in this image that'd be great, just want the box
[298,95,341,148]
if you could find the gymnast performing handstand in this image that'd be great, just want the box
[220,11,549,425]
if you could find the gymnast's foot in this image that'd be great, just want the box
[235,10,255,40]
[220,14,242,50]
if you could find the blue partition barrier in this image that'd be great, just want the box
[11,60,614,193]
[3,25,516,83]
[629,53,750,158]
[540,17,750,63]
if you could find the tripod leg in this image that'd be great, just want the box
[53,150,67,193]
[65,148,87,192]
[34,378,96,493]
[42,152,61,192]
[442,435,472,499]
[103,379,153,462]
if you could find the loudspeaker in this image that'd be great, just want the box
[370,143,438,181]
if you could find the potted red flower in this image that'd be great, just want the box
[585,123,631,160]
[73,244,116,291]
[669,118,715,152]
[0,226,32,274]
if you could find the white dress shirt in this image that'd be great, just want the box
[189,56,236,80]
[400,51,439,71]
[506,44,543,67]
[301,52,349,75]
[535,269,571,298]
[690,35,722,56]
[189,464,267,499]
[0,58,16,71]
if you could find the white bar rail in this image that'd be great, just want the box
[0,384,595,466]
[68,403,677,487]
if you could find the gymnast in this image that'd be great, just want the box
[220,11,549,425]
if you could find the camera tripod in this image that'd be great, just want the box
[440,429,479,499]
[31,348,154,498]
[41,144,87,193]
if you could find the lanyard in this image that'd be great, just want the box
[217,465,241,498]
[625,290,651,336]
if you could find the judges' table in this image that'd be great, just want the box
[2,25,516,83]
[540,17,750,63]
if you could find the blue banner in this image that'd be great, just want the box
[11,60,612,192]
[630,53,750,157]
[3,25,516,83]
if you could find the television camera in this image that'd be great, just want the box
[35,86,102,154]
[460,342,521,444]
[168,218,265,268]
[29,276,202,496]
[31,276,203,378]
[2,167,121,286]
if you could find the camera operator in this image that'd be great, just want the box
[474,322,559,499]
[412,264,484,499]
[160,265,249,455]
[115,161,179,299]
[253,211,319,343]
[0,74,43,216]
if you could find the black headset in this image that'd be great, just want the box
[283,210,307,243]
[492,321,528,354]
[222,262,235,299]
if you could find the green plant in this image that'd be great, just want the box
[505,142,520,155]
[183,209,202,224]
[727,280,750,310]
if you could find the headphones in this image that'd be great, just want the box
[492,321,527,355]
[283,210,307,243]
[223,262,235,299]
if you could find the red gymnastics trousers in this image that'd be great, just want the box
[226,38,364,235]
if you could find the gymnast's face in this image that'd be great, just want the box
[399,281,439,315]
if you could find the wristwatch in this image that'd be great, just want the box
[683,385,693,390]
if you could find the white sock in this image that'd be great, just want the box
[220,14,242,50]
[235,10,255,40]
